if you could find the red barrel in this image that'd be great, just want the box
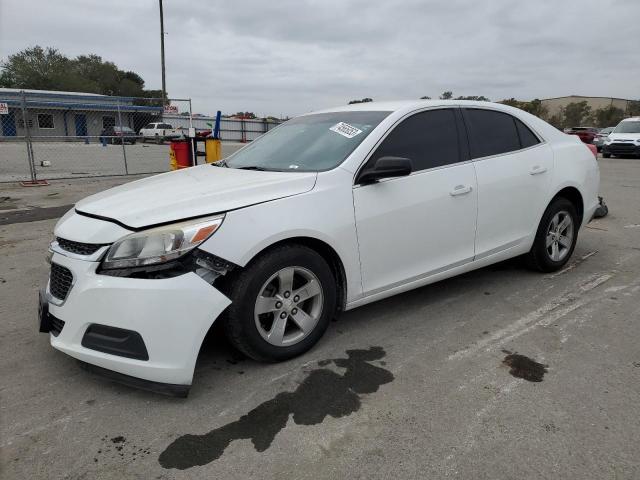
[171,141,192,169]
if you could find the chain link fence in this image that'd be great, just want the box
[0,90,281,182]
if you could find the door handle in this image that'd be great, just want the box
[529,165,547,175]
[450,184,473,196]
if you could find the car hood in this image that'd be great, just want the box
[607,133,640,142]
[75,165,317,229]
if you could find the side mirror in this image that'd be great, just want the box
[357,156,413,184]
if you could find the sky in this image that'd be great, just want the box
[0,0,638,117]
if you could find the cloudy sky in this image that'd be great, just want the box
[1,0,638,117]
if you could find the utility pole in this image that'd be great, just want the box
[159,0,167,106]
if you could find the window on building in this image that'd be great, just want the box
[370,109,460,172]
[37,113,55,129]
[102,116,116,129]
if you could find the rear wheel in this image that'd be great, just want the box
[525,197,578,272]
[223,244,337,362]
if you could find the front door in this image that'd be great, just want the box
[75,114,88,137]
[353,108,478,296]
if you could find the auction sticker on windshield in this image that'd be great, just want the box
[330,122,363,139]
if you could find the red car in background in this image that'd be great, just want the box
[564,126,600,144]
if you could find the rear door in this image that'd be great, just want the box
[461,108,552,259]
[353,108,478,295]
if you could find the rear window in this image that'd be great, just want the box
[514,118,540,148]
[464,109,521,158]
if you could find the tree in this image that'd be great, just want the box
[420,96,431,99]
[627,100,640,117]
[593,105,624,128]
[562,101,592,127]
[439,91,453,100]
[456,95,490,101]
[0,46,159,97]
[348,98,373,104]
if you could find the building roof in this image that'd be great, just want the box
[0,88,161,112]
[540,95,631,102]
[0,88,106,97]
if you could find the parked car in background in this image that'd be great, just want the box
[565,127,599,144]
[593,126,614,151]
[40,100,600,395]
[102,126,137,145]
[139,122,182,143]
[602,117,640,158]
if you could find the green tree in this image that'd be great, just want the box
[439,91,453,100]
[0,46,158,98]
[348,98,373,104]
[420,96,431,99]
[455,95,490,101]
[627,100,640,117]
[562,101,592,127]
[0,46,72,90]
[593,105,625,127]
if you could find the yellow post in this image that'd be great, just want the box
[205,138,222,163]
[169,142,177,170]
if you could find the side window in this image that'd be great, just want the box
[144,123,155,129]
[370,109,459,172]
[37,113,55,129]
[514,118,540,148]
[464,109,521,158]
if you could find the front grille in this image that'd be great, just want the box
[50,263,74,301]
[50,315,65,337]
[608,143,638,154]
[57,237,106,256]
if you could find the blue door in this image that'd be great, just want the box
[1,110,17,136]
[75,114,88,136]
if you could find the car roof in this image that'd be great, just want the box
[620,117,640,122]
[307,99,524,115]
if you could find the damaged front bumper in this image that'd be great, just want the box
[40,249,231,394]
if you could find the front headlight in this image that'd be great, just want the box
[101,214,225,270]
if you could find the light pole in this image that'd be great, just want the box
[159,0,167,106]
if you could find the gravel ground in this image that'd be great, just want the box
[0,141,245,182]
[0,157,639,479]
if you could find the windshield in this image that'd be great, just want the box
[614,121,640,134]
[225,111,391,172]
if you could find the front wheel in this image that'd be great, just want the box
[525,197,579,272]
[223,244,337,362]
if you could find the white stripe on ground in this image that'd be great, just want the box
[448,273,614,361]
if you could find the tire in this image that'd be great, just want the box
[525,197,579,272]
[222,244,337,362]
[603,153,611,158]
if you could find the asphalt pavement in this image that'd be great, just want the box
[1,157,639,479]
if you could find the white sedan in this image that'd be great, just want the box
[40,100,600,396]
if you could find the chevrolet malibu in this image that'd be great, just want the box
[40,100,600,396]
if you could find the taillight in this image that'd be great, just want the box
[586,144,597,158]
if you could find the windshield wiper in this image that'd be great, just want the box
[236,165,269,171]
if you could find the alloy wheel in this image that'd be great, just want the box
[546,210,574,262]
[254,266,324,347]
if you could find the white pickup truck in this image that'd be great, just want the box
[139,122,184,143]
